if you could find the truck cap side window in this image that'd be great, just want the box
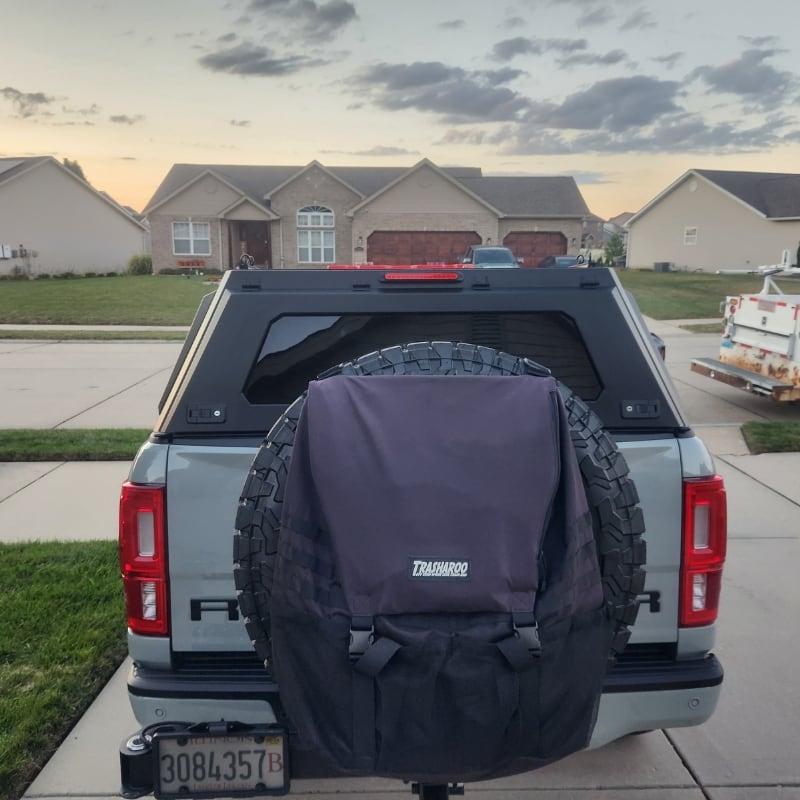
[244,311,602,404]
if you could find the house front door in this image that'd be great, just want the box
[236,221,270,268]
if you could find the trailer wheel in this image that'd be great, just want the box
[234,342,646,665]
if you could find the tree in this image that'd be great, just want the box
[604,232,625,266]
[62,158,86,181]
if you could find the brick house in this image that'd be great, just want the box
[143,159,590,271]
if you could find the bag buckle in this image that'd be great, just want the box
[512,612,541,655]
[349,617,374,662]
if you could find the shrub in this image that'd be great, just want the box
[127,254,153,275]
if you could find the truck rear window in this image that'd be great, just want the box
[244,312,601,404]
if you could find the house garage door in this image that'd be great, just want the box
[505,232,567,267]
[367,231,481,265]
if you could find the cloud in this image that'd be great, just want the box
[653,52,683,70]
[437,128,489,146]
[499,107,790,157]
[492,37,588,62]
[528,75,682,132]
[199,41,327,75]
[109,114,144,125]
[352,61,532,122]
[62,103,101,117]
[620,8,657,31]
[247,0,357,40]
[576,7,613,27]
[740,34,779,47]
[690,48,795,110]
[324,145,419,156]
[557,49,628,69]
[230,119,251,126]
[438,19,464,30]
[1,86,55,118]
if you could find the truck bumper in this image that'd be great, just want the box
[121,653,723,792]
[691,357,800,401]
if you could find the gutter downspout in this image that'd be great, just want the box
[218,217,224,271]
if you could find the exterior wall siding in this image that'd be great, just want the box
[269,165,361,269]
[628,176,800,271]
[0,160,147,275]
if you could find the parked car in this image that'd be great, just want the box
[461,245,520,268]
[538,254,586,269]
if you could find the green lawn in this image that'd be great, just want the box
[0,329,187,341]
[0,274,214,325]
[0,429,150,461]
[0,541,127,800]
[2,269,797,327]
[614,269,798,319]
[741,422,800,454]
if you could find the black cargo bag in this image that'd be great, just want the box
[269,374,613,783]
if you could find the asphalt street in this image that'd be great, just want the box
[1,322,798,800]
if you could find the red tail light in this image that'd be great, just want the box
[383,271,462,281]
[680,475,727,626]
[119,481,169,635]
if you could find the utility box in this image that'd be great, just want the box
[653,262,672,272]
[692,274,800,401]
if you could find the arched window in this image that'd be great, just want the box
[297,205,335,263]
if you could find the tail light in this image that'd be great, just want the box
[119,481,169,635]
[383,271,462,281]
[680,475,727,626]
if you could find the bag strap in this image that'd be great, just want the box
[349,616,401,770]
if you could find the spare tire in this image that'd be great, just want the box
[234,341,646,664]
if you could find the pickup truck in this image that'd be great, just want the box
[692,272,800,401]
[119,266,726,799]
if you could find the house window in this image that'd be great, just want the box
[684,226,698,246]
[173,221,211,255]
[297,205,335,263]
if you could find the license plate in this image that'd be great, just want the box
[153,727,288,798]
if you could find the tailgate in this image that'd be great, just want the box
[164,436,684,655]
[167,443,259,653]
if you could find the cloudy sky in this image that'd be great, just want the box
[3,0,799,218]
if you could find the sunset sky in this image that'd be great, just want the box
[3,0,799,219]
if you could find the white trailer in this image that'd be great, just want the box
[692,272,800,402]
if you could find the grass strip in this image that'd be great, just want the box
[0,275,213,325]
[0,329,186,341]
[741,421,800,454]
[0,540,127,800]
[0,429,150,461]
[614,269,798,319]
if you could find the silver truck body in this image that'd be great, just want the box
[120,267,725,793]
